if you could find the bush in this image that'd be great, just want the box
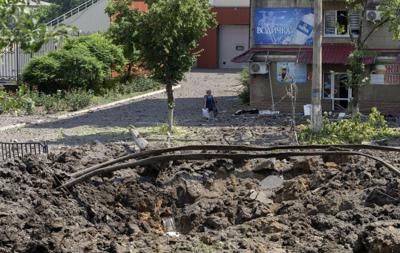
[23,34,125,93]
[22,55,60,92]
[32,89,94,113]
[97,76,160,97]
[63,33,126,75]
[238,67,250,104]
[49,48,105,90]
[40,92,68,113]
[23,47,105,93]
[64,89,93,111]
[0,85,35,115]
[299,108,399,144]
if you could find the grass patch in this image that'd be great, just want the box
[137,124,205,139]
[0,77,161,115]
[299,107,400,144]
[237,67,250,105]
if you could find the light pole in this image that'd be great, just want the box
[311,0,323,130]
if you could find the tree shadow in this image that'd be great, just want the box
[28,95,256,130]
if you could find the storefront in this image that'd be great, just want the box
[233,1,400,115]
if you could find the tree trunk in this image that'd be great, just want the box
[352,84,360,115]
[166,83,174,132]
[124,62,133,83]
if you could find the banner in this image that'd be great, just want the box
[277,62,307,83]
[255,8,314,45]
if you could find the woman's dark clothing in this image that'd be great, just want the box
[204,95,218,118]
[205,95,216,111]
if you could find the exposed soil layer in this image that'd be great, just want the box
[1,143,400,253]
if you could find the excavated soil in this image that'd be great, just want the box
[1,142,400,253]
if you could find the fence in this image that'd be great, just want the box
[0,142,49,160]
[0,40,61,83]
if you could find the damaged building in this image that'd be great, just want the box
[233,0,400,115]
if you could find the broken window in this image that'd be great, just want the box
[324,10,360,37]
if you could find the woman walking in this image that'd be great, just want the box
[204,90,218,119]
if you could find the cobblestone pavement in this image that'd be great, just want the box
[0,70,257,146]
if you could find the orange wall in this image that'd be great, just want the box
[197,7,250,69]
[130,0,148,12]
[214,7,250,25]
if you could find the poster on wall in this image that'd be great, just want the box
[255,8,314,45]
[370,64,400,85]
[277,62,307,83]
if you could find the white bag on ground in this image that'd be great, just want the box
[202,108,210,118]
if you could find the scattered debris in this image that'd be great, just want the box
[1,142,400,252]
[234,109,259,116]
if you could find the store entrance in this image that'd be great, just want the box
[323,72,352,111]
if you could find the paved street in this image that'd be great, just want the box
[0,70,247,146]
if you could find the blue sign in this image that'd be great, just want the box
[277,62,307,84]
[255,8,314,45]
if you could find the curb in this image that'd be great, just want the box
[0,85,181,132]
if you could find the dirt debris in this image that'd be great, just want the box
[1,143,400,252]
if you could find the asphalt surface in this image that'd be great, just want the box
[0,70,247,146]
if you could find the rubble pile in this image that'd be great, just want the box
[1,143,400,252]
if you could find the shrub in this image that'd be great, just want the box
[63,33,126,75]
[23,47,105,93]
[299,108,399,144]
[97,76,160,97]
[37,91,68,113]
[22,55,60,92]
[64,89,93,111]
[48,48,105,90]
[0,85,35,115]
[238,67,250,104]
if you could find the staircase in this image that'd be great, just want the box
[47,0,102,27]
[0,0,109,84]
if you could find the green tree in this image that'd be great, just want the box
[35,3,61,23]
[137,0,216,131]
[105,0,141,81]
[0,0,68,52]
[345,0,400,114]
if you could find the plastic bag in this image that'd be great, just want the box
[202,108,210,118]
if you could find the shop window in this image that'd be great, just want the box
[324,10,360,37]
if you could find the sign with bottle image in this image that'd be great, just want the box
[277,62,307,83]
[255,8,314,45]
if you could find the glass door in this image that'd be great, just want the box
[323,72,352,111]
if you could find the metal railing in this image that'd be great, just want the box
[47,0,101,27]
[0,40,61,82]
[0,142,49,160]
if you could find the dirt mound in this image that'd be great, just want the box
[1,144,400,252]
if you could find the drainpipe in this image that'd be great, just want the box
[249,0,255,48]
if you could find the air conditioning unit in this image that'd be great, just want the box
[366,10,382,23]
[249,62,268,75]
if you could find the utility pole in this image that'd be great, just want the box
[311,0,323,130]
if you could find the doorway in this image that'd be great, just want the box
[323,72,352,111]
[218,25,249,69]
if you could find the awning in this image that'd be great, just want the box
[232,44,376,64]
[298,44,376,64]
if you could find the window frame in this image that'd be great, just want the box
[324,10,360,38]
